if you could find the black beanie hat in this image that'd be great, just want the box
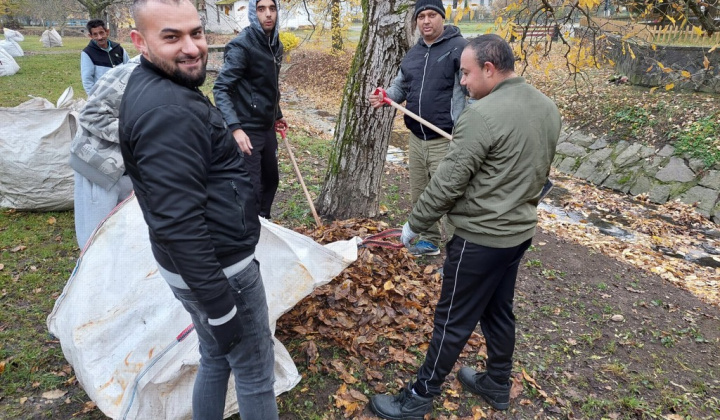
[413,0,446,20]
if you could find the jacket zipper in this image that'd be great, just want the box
[267,36,279,122]
[419,46,431,140]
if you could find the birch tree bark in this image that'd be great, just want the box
[316,0,413,219]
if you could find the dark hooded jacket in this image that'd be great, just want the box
[387,25,467,140]
[213,0,283,132]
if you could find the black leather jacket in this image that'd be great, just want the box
[213,24,284,132]
[119,57,260,308]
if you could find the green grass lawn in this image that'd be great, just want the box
[0,36,139,107]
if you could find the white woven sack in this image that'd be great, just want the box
[47,196,359,419]
[0,38,23,57]
[0,99,76,210]
[3,28,25,42]
[0,46,19,76]
[41,28,63,47]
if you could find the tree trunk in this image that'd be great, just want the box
[331,0,342,51]
[316,0,413,219]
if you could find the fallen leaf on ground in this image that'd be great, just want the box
[41,389,67,400]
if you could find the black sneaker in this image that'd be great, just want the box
[457,366,511,410]
[369,383,433,420]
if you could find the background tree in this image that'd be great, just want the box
[0,0,25,28]
[74,0,121,19]
[316,0,414,218]
[331,0,342,50]
[21,0,83,32]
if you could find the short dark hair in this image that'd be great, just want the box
[131,0,185,30]
[466,34,515,73]
[86,19,106,32]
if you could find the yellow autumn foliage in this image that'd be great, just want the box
[279,31,300,55]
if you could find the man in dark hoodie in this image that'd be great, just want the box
[369,0,467,257]
[80,19,129,95]
[213,0,286,220]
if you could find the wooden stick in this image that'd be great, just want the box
[279,130,323,228]
[374,88,452,140]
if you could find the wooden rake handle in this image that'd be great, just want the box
[373,88,452,141]
[276,128,323,228]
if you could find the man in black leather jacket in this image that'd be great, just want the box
[119,1,277,419]
[213,0,286,219]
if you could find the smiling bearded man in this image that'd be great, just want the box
[118,1,278,419]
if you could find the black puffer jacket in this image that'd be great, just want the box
[119,57,260,308]
[393,25,467,140]
[213,0,283,131]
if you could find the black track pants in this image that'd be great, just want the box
[414,235,532,396]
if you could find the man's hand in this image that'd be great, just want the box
[401,222,418,247]
[208,306,243,356]
[274,118,288,132]
[233,129,252,155]
[369,87,385,108]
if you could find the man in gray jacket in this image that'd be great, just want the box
[70,58,138,247]
[213,0,286,219]
[370,34,561,419]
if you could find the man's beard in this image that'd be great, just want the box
[148,50,208,89]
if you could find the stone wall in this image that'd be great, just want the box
[607,35,720,93]
[553,131,720,224]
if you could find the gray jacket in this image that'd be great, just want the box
[70,60,139,190]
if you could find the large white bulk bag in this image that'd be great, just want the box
[3,28,24,42]
[0,38,24,57]
[0,46,19,76]
[41,28,63,47]
[47,198,359,419]
[0,97,77,210]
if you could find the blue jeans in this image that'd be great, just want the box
[168,260,278,420]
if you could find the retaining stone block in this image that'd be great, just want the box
[586,160,613,185]
[603,173,633,193]
[700,170,720,189]
[679,186,719,216]
[629,175,653,196]
[689,158,707,173]
[568,132,595,147]
[615,143,644,167]
[557,156,578,174]
[655,157,696,183]
[589,137,608,150]
[648,184,672,204]
[556,142,587,158]
[658,145,675,157]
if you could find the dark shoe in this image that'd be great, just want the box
[457,366,510,410]
[369,384,433,420]
[407,240,440,256]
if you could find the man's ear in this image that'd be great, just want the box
[130,30,145,55]
[483,61,496,77]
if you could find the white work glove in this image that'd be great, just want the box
[401,222,418,248]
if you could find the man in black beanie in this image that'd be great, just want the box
[369,0,466,258]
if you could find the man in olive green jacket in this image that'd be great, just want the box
[370,34,560,419]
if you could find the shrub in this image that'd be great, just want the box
[670,114,720,167]
[279,31,300,56]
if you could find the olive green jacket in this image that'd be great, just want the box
[408,77,561,248]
